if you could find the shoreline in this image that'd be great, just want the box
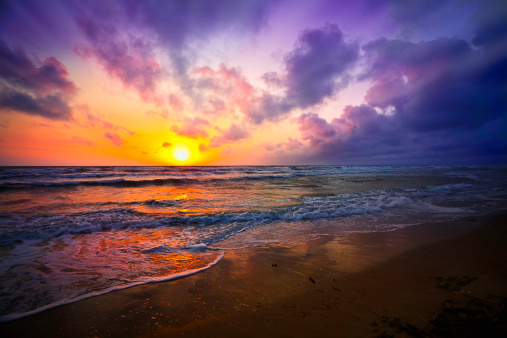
[1,211,507,337]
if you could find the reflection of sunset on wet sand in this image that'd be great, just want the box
[1,225,223,320]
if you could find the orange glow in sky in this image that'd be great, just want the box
[1,1,505,165]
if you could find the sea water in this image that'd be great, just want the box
[1,165,506,321]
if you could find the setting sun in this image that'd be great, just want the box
[172,144,191,162]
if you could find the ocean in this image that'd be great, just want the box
[1,165,506,321]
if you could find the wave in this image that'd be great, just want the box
[0,172,301,190]
[2,165,478,190]
[0,187,468,244]
[0,248,224,323]
[0,177,198,190]
[144,199,179,207]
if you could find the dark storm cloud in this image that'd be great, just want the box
[0,40,77,94]
[292,22,507,163]
[362,35,506,132]
[0,40,76,120]
[0,90,73,120]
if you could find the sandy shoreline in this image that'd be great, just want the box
[2,212,507,337]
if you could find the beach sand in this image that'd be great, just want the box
[1,212,507,337]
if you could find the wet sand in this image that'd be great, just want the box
[1,212,507,337]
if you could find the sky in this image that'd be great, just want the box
[0,0,506,166]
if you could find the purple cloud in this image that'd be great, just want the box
[74,15,162,103]
[134,0,278,49]
[0,90,73,120]
[244,24,359,124]
[283,23,359,108]
[218,124,250,142]
[292,34,507,163]
[293,106,420,162]
[0,40,77,120]
[104,132,123,147]
[362,35,506,132]
[288,12,507,164]
[293,112,337,147]
[245,93,291,124]
[284,137,304,151]
[0,41,77,94]
[72,0,278,105]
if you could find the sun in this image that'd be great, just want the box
[171,143,191,162]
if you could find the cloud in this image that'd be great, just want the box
[362,35,506,132]
[244,92,292,124]
[162,142,172,148]
[0,40,77,94]
[73,0,278,105]
[261,143,279,152]
[168,94,184,112]
[243,24,360,124]
[74,15,359,129]
[104,132,123,147]
[261,72,282,87]
[291,42,507,162]
[218,123,250,142]
[0,90,74,120]
[385,0,446,26]
[74,14,162,103]
[186,24,360,126]
[134,0,279,49]
[293,112,337,147]
[472,2,507,50]
[171,116,210,138]
[283,23,359,108]
[205,123,250,149]
[190,63,291,125]
[192,64,254,116]
[262,137,303,152]
[0,40,77,120]
[292,107,416,162]
[83,110,135,135]
[289,16,507,163]
[284,137,304,151]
